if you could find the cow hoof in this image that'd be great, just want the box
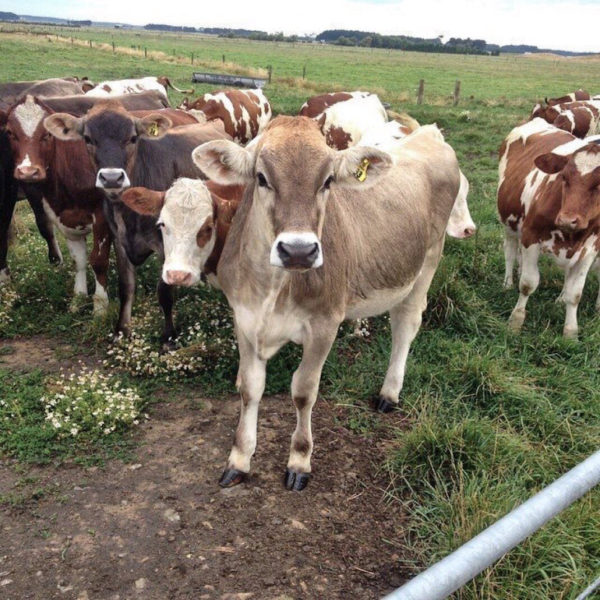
[93,296,109,317]
[0,268,10,285]
[374,396,398,413]
[508,309,525,332]
[563,327,578,340]
[69,294,88,313]
[49,253,62,265]
[113,326,131,341]
[219,468,247,488]
[160,339,177,353]
[284,469,310,491]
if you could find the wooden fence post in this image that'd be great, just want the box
[191,52,194,64]
[222,54,225,63]
[453,80,461,106]
[417,79,425,104]
[267,65,273,84]
[144,47,147,58]
[89,39,92,48]
[112,41,115,53]
[302,64,306,79]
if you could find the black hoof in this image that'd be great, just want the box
[219,468,247,488]
[49,253,61,265]
[374,396,399,413]
[284,469,310,491]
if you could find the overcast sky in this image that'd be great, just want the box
[4,0,599,53]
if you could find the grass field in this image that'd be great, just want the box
[1,27,599,599]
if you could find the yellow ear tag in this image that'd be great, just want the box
[354,158,370,182]
[148,122,159,137]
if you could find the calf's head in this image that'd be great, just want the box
[535,142,600,231]
[192,116,391,271]
[3,95,54,183]
[121,178,221,287]
[44,103,172,198]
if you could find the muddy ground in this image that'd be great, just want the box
[0,338,411,600]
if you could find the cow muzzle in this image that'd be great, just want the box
[96,168,131,191]
[270,232,323,270]
[555,213,586,232]
[14,164,45,182]
[163,268,196,287]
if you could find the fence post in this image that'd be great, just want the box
[302,64,306,79]
[144,47,147,58]
[191,52,194,64]
[453,80,461,106]
[89,39,92,48]
[112,41,115,53]
[417,79,425,104]
[222,54,225,63]
[267,65,273,84]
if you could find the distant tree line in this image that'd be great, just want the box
[145,23,197,33]
[0,12,19,21]
[317,30,494,55]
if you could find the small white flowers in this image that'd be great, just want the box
[40,365,143,439]
[0,285,19,333]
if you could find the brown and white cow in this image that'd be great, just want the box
[4,95,111,312]
[298,90,371,118]
[188,116,460,490]
[531,100,600,138]
[498,117,600,338]
[120,178,244,287]
[301,92,388,150]
[178,89,271,145]
[358,122,476,239]
[44,102,231,343]
[85,76,192,101]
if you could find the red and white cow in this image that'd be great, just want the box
[358,122,476,239]
[85,76,192,101]
[498,117,600,338]
[531,100,600,138]
[298,90,371,118]
[178,89,271,145]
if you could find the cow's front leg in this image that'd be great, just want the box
[65,235,88,309]
[113,240,135,337]
[508,243,540,332]
[157,279,176,351]
[219,329,266,487]
[89,211,111,316]
[560,250,597,339]
[286,321,338,491]
[28,194,62,265]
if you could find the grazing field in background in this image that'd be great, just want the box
[0,27,599,599]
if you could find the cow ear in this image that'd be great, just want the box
[535,153,568,174]
[136,114,172,139]
[333,146,392,189]
[121,187,165,216]
[192,140,255,185]
[44,113,84,141]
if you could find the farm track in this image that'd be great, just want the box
[0,338,408,600]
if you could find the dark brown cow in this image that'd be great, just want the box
[4,95,111,312]
[0,78,88,105]
[178,89,271,144]
[0,91,169,284]
[498,117,600,338]
[44,102,231,344]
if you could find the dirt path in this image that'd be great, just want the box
[0,339,410,600]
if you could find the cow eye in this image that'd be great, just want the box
[83,134,93,145]
[130,135,138,144]
[5,129,14,139]
[257,172,269,188]
[156,221,165,229]
[323,175,334,190]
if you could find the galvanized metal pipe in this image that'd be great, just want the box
[576,574,600,600]
[383,449,600,600]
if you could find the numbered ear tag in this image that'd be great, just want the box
[148,122,159,137]
[354,158,370,182]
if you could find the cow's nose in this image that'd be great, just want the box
[96,168,129,189]
[15,165,43,181]
[277,240,320,269]
[555,214,583,231]
[165,270,193,286]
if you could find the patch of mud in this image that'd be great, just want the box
[0,394,410,599]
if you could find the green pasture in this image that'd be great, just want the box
[0,28,599,599]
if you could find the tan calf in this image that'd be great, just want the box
[191,116,460,490]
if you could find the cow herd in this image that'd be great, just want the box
[0,74,596,490]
